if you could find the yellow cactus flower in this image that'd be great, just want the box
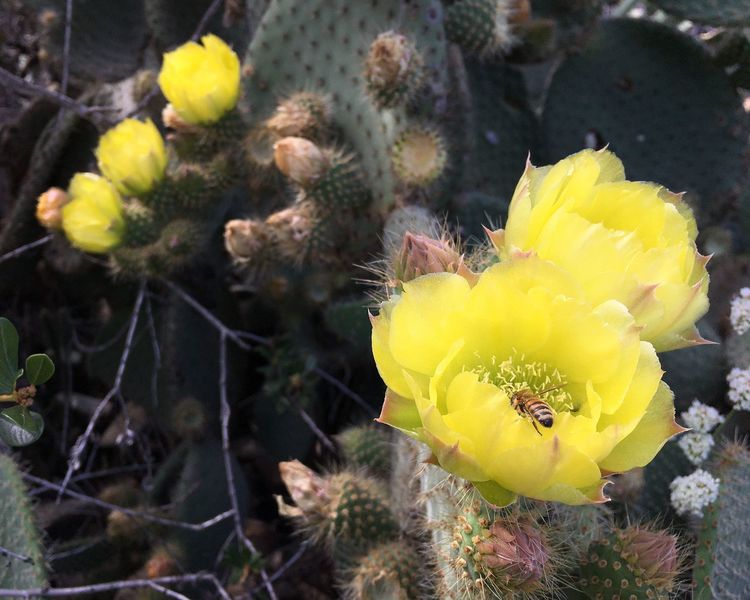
[490,149,709,351]
[95,118,167,196]
[158,34,240,125]
[372,255,684,506]
[62,173,125,253]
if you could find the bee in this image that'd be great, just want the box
[510,385,564,436]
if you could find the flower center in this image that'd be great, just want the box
[475,352,574,414]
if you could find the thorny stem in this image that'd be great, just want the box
[0,573,231,599]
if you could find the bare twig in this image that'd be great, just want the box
[0,68,111,122]
[314,367,375,416]
[0,235,52,265]
[0,545,34,565]
[297,406,336,452]
[160,278,254,350]
[191,0,224,41]
[24,473,235,532]
[145,581,191,600]
[267,541,308,584]
[144,289,162,406]
[219,332,278,600]
[58,281,146,499]
[246,542,310,598]
[0,573,231,599]
[60,0,73,97]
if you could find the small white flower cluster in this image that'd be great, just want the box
[729,287,750,335]
[727,367,750,411]
[678,401,723,465]
[681,400,724,433]
[678,433,715,466]
[670,469,720,518]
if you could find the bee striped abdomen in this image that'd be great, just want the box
[510,388,556,434]
[525,399,554,427]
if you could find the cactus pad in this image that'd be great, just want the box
[0,454,47,589]
[542,18,748,222]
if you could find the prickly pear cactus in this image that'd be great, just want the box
[241,0,448,212]
[542,18,749,222]
[0,454,47,589]
[693,444,750,599]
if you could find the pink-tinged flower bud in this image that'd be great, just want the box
[36,187,70,230]
[394,232,478,286]
[475,521,549,591]
[273,137,328,186]
[223,218,267,263]
[277,460,331,517]
[620,527,679,589]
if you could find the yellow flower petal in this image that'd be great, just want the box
[158,34,240,125]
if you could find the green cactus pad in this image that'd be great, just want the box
[0,454,47,589]
[122,201,161,247]
[578,532,664,600]
[337,425,392,479]
[348,541,422,600]
[330,473,400,566]
[242,0,447,212]
[444,0,511,56]
[650,0,750,26]
[693,444,750,599]
[308,159,371,211]
[541,18,748,222]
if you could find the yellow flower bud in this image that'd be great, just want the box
[62,173,125,254]
[493,149,710,351]
[372,254,684,506]
[36,187,70,230]
[158,34,240,125]
[273,137,328,186]
[95,118,167,196]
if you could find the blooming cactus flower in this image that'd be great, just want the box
[158,34,240,125]
[62,173,125,253]
[489,149,709,352]
[372,255,684,506]
[95,118,167,196]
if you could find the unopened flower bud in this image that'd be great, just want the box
[266,204,314,244]
[36,187,70,229]
[265,92,331,139]
[474,521,548,591]
[273,137,328,186]
[620,528,679,589]
[394,232,477,285]
[365,31,423,108]
[278,459,331,516]
[223,218,267,263]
